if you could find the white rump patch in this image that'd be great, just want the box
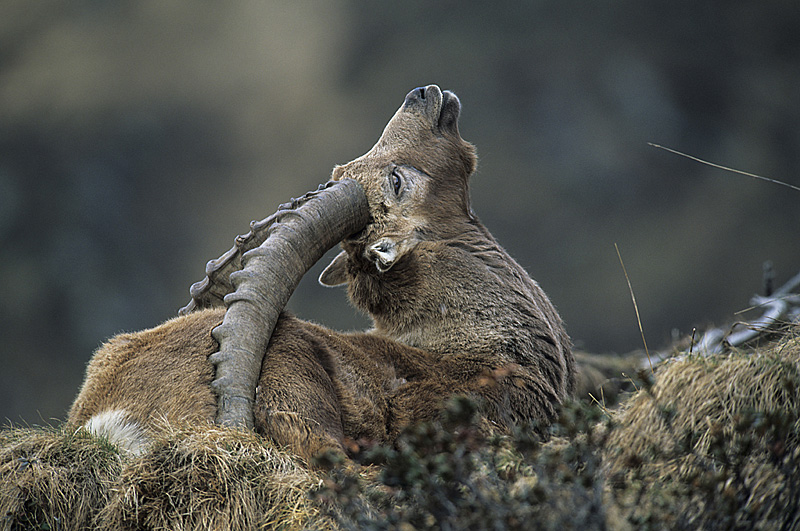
[84,409,149,455]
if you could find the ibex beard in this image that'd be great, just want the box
[68,85,575,462]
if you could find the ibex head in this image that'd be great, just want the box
[320,84,477,284]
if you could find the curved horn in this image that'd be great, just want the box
[179,181,365,315]
[186,179,369,429]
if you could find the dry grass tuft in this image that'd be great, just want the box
[1,422,334,530]
[604,326,800,529]
[0,425,121,530]
[98,422,333,531]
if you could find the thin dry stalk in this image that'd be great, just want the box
[647,142,800,193]
[614,243,653,372]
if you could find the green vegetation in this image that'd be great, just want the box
[313,398,610,530]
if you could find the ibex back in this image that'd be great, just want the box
[68,85,575,461]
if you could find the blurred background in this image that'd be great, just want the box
[2,1,799,425]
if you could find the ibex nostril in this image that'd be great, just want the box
[404,86,428,108]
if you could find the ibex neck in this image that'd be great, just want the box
[355,221,560,361]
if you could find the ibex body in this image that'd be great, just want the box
[68,85,574,461]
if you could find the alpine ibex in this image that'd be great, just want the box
[68,85,575,461]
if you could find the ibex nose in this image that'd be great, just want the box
[403,84,441,111]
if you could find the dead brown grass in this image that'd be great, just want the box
[98,422,334,531]
[604,326,800,529]
[1,422,334,530]
[0,425,120,530]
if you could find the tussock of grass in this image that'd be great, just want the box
[605,327,800,529]
[98,422,333,531]
[1,423,332,531]
[0,425,121,530]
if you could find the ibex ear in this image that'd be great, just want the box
[319,250,349,287]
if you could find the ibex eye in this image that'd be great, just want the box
[391,169,402,195]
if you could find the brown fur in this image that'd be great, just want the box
[69,308,433,460]
[68,309,219,430]
[68,85,574,461]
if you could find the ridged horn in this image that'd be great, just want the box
[182,179,369,429]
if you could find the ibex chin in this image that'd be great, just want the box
[68,85,575,461]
